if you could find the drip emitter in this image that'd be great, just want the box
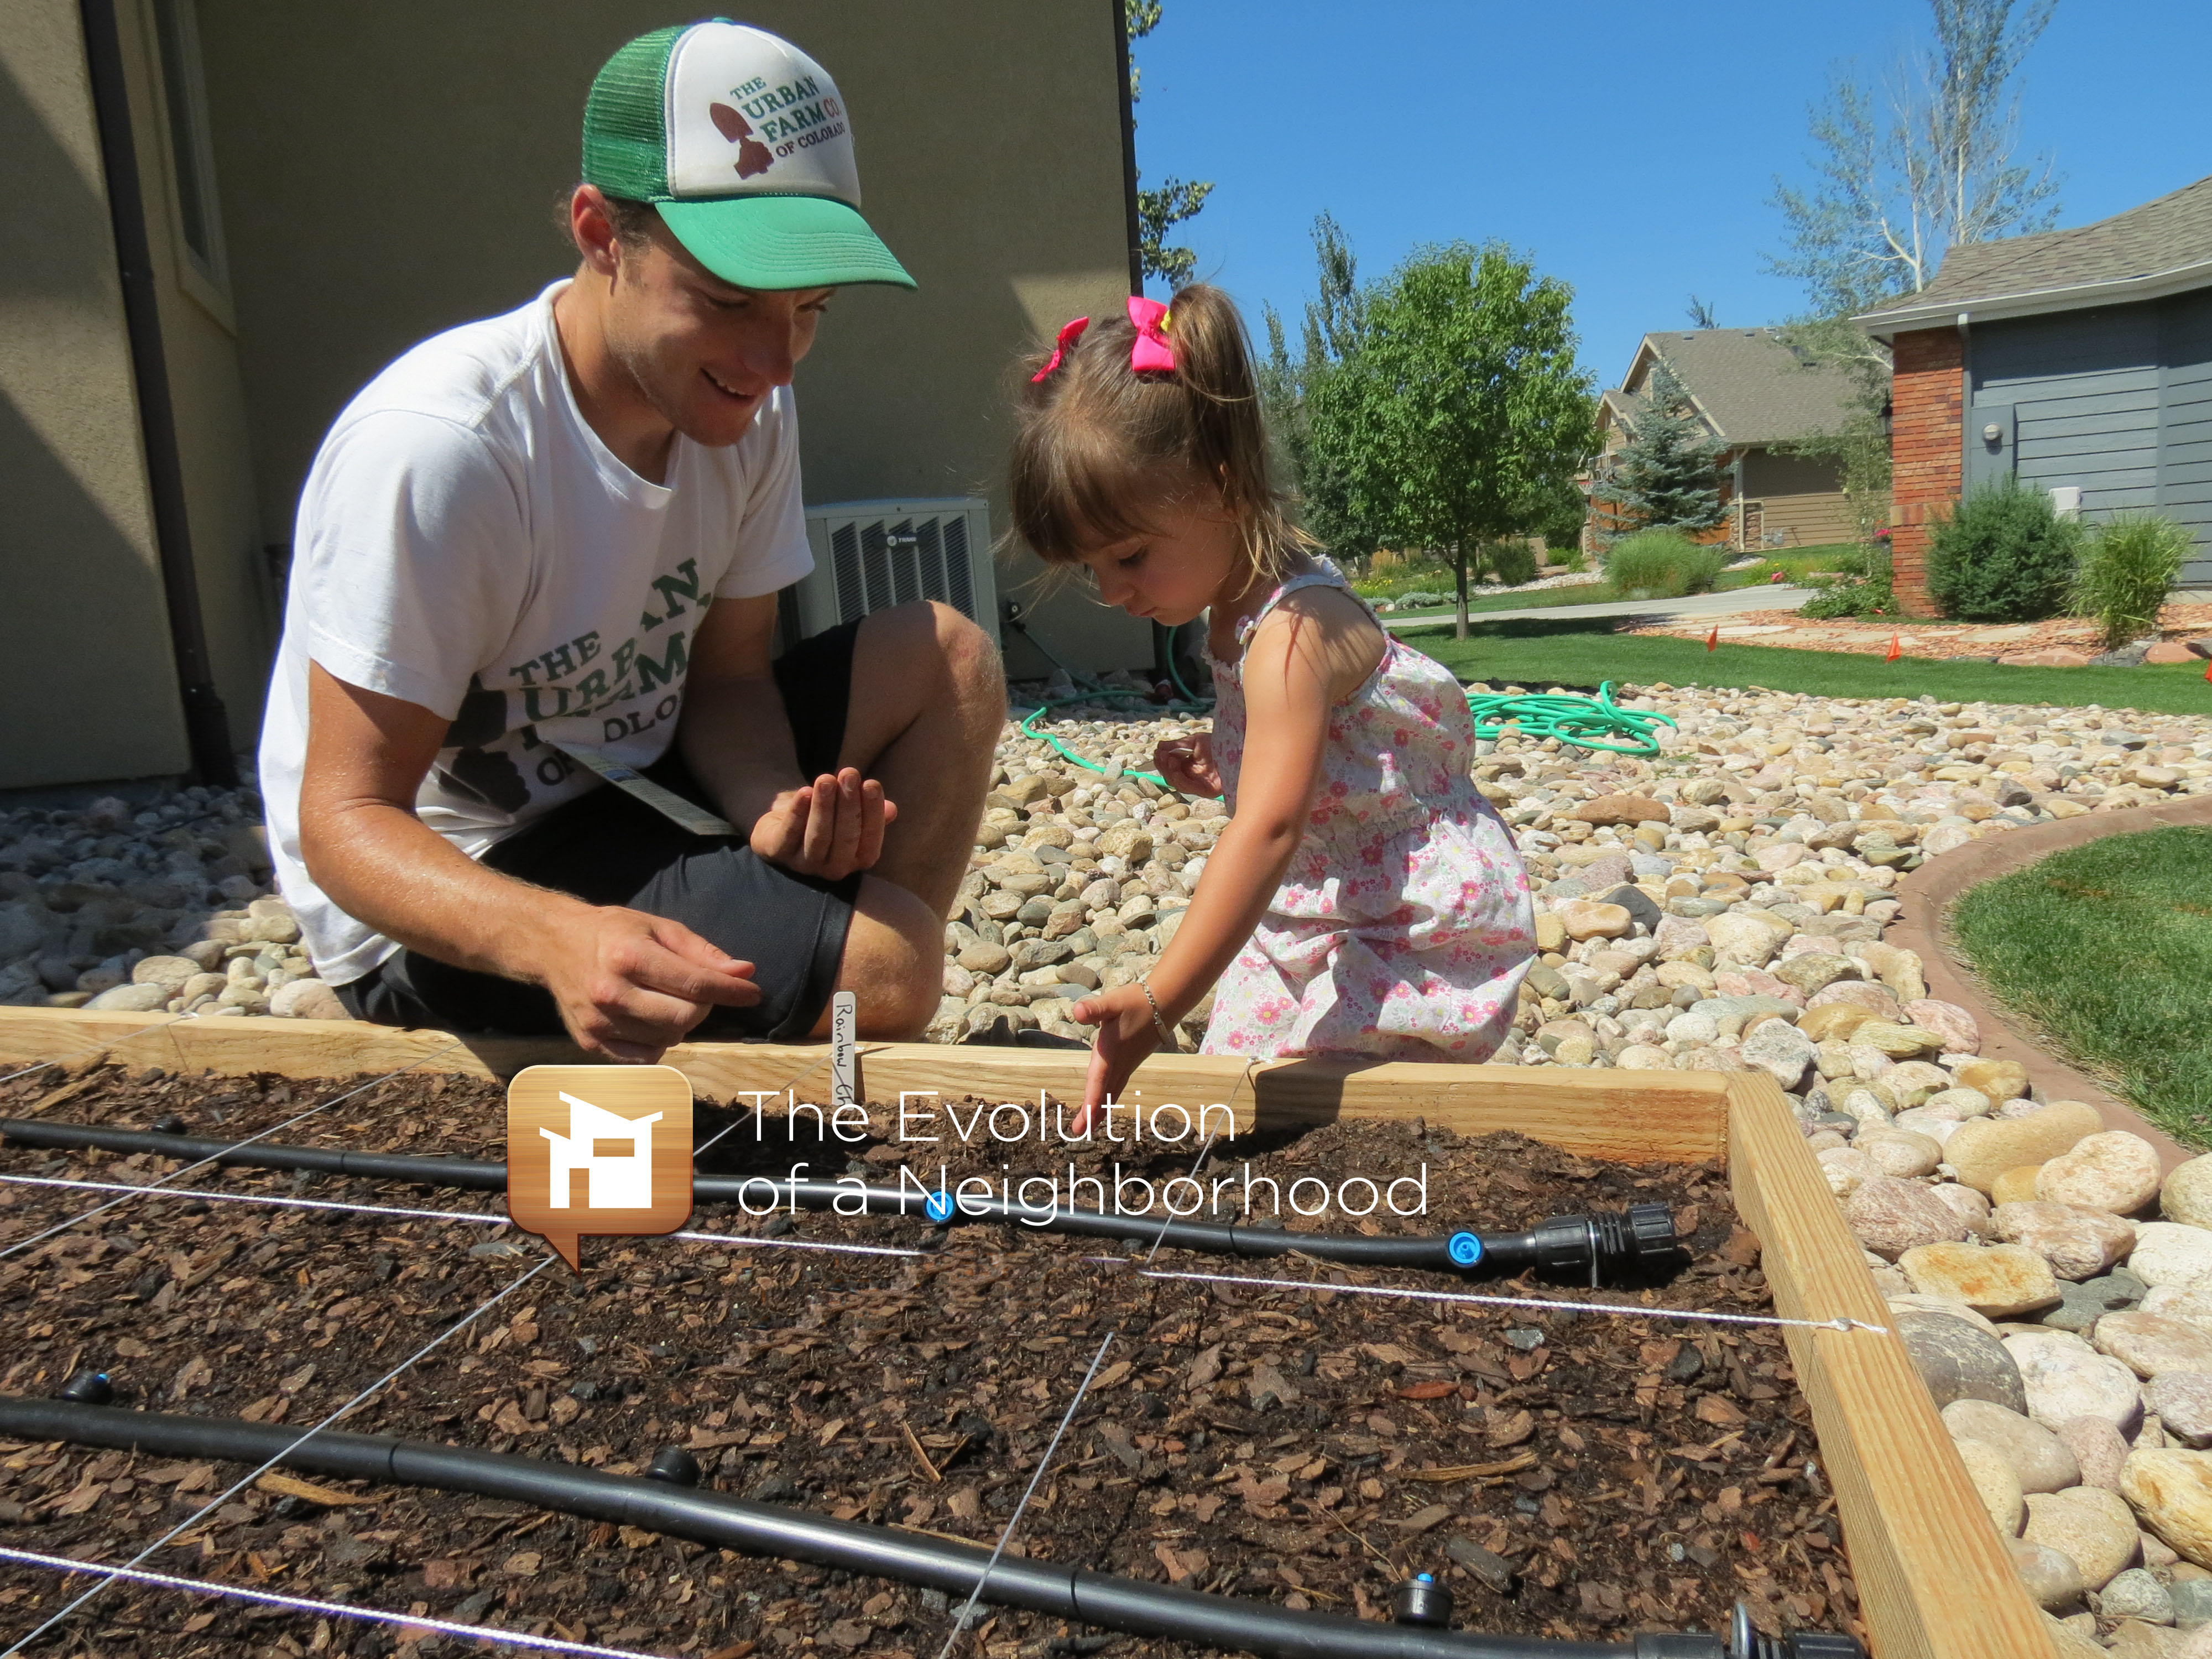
[2,1116,1683,1286]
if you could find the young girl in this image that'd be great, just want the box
[1009,285,1535,1118]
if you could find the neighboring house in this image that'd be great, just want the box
[1860,173,2212,614]
[1585,328,1861,554]
[3,0,1142,792]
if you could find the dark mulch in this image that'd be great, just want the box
[0,1061,1860,1657]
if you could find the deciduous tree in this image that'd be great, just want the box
[1317,243,1595,639]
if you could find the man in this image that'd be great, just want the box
[259,20,1001,1062]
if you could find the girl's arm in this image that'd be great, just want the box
[1071,589,1379,1117]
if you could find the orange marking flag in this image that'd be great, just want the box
[1705,624,1719,651]
[1886,634,1902,663]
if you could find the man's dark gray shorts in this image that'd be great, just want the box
[335,620,863,1043]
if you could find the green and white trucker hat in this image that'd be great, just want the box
[582,19,915,291]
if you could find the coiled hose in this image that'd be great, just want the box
[1463,682,1677,759]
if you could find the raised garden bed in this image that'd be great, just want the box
[0,1008,2054,1657]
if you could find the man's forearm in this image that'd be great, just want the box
[676,670,808,828]
[300,801,590,984]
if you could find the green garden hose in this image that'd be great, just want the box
[1463,681,1677,758]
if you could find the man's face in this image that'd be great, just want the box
[596,216,832,448]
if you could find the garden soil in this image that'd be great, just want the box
[0,1062,1859,1657]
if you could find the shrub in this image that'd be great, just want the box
[1605,530,1725,599]
[1550,546,1589,573]
[1394,590,1448,610]
[1485,539,1538,586]
[1927,476,2083,622]
[2072,512,2192,648]
[1798,568,1895,619]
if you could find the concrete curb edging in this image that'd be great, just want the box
[1887,793,2212,1173]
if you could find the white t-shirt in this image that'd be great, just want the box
[260,279,813,987]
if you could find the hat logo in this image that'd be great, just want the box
[708,101,775,179]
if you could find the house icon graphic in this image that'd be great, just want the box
[539,1092,660,1211]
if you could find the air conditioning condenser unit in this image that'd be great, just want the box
[791,498,997,644]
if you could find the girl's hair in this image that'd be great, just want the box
[1009,283,1311,592]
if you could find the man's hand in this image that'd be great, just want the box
[1153,733,1222,799]
[749,766,898,880]
[539,904,761,1063]
[1067,982,1165,1135]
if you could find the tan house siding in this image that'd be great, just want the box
[117,0,273,753]
[0,0,188,786]
[1738,449,1851,548]
[194,0,1146,677]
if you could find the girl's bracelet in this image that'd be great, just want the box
[1136,980,1177,1046]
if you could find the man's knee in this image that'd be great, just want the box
[927,599,1003,702]
[841,875,945,1039]
[868,600,1003,705]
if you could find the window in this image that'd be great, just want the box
[149,0,229,301]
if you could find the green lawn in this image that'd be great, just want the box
[1395,614,2212,715]
[1951,828,2212,1146]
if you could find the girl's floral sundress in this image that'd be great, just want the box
[1198,561,1535,1062]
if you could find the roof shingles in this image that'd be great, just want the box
[1609,329,1859,448]
[1864,173,2212,320]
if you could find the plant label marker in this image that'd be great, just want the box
[506,1066,693,1273]
[831,990,858,1108]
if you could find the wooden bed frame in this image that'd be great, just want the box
[0,1006,2054,1659]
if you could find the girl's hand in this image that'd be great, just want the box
[1068,983,1165,1133]
[1154,733,1222,798]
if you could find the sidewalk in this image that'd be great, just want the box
[1382,585,1817,630]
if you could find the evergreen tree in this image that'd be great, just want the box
[1594,362,1726,539]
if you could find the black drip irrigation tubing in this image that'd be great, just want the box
[0,1397,1859,1659]
[0,1118,1682,1285]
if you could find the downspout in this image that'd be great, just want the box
[77,0,238,787]
[1112,0,1176,686]
[1113,0,1143,299]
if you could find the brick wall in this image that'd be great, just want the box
[1888,327,1964,615]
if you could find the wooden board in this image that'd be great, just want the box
[1725,1072,2055,1659]
[0,1009,1730,1165]
[0,1005,2052,1656]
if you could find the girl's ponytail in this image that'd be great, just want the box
[1010,283,1312,588]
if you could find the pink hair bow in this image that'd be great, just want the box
[1031,315,1091,382]
[1128,295,1176,372]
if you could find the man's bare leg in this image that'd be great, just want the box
[812,600,1004,1038]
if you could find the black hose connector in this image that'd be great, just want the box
[59,1371,112,1406]
[1392,1574,1453,1626]
[1465,1204,1683,1287]
[0,1119,1680,1286]
[0,1398,1863,1659]
[646,1447,701,1488]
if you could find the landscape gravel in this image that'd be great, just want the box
[7,667,2212,1644]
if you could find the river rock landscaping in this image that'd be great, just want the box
[0,1067,1849,1655]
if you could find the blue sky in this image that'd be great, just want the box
[1128,0,2210,387]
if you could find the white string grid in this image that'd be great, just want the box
[0,1171,925,1260]
[0,1046,893,1648]
[0,1040,462,1263]
[931,1060,1252,1659]
[1098,1263,1892,1336]
[0,1543,671,1659]
[1,1249,560,1655]
[0,1049,1854,1655]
